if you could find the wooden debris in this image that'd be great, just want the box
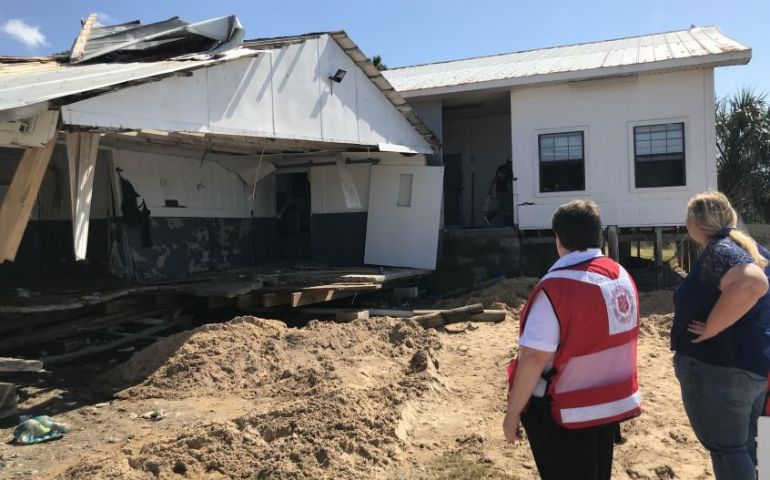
[335,310,370,322]
[0,357,43,373]
[411,304,485,329]
[41,315,191,364]
[0,382,18,420]
[300,307,506,323]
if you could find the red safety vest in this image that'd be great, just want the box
[507,256,642,429]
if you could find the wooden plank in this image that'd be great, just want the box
[261,292,292,307]
[65,132,100,260]
[0,357,43,373]
[0,136,57,261]
[607,225,619,262]
[411,304,485,329]
[41,316,190,364]
[69,13,98,64]
[290,288,373,308]
[654,227,664,268]
[0,303,191,351]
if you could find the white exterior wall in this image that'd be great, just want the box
[309,152,426,214]
[112,148,275,219]
[511,68,716,229]
[61,36,432,154]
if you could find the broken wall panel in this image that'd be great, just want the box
[122,216,269,283]
[0,145,112,274]
[112,148,274,219]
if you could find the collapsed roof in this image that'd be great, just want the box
[69,13,245,63]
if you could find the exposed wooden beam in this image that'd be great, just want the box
[66,132,100,260]
[0,137,57,262]
[69,13,98,64]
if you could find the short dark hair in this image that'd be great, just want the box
[551,200,603,251]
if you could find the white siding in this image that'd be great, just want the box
[511,68,716,229]
[308,152,426,214]
[61,36,432,153]
[112,148,275,218]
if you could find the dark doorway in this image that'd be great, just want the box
[443,153,464,226]
[276,172,311,259]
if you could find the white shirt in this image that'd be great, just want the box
[518,248,604,396]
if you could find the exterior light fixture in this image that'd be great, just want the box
[329,69,346,83]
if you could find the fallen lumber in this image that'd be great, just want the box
[41,315,191,364]
[298,307,506,323]
[411,303,484,329]
[0,357,44,373]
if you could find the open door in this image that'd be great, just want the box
[364,165,444,269]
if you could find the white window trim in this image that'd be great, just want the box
[533,125,591,198]
[627,117,692,194]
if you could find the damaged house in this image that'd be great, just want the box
[0,14,443,360]
[383,27,751,280]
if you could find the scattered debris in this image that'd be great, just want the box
[12,416,70,445]
[140,410,167,422]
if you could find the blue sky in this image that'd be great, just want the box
[0,0,767,99]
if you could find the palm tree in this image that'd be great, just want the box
[716,88,770,222]
[370,55,388,71]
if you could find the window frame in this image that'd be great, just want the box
[629,119,689,192]
[535,127,589,196]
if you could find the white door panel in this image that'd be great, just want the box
[364,165,444,269]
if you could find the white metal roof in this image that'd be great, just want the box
[0,48,258,113]
[383,26,751,98]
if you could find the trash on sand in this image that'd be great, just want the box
[13,416,70,445]
[140,410,167,421]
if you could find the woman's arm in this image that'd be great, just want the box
[502,346,554,441]
[690,263,769,343]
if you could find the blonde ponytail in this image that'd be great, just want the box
[687,191,769,268]
[728,230,769,269]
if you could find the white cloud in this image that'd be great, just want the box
[1,19,49,49]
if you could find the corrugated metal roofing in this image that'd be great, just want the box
[383,26,751,96]
[0,29,438,150]
[0,48,258,112]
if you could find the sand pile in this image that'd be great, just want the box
[432,277,539,310]
[57,316,443,480]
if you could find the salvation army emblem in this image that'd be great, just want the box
[610,285,635,325]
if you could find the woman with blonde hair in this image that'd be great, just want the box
[672,191,770,479]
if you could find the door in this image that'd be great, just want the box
[442,153,463,226]
[364,165,444,269]
[275,172,311,259]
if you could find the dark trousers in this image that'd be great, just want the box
[521,397,617,480]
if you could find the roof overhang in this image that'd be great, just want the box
[397,49,751,100]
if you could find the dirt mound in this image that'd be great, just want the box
[432,277,539,310]
[640,314,674,339]
[58,316,443,480]
[109,315,440,400]
[639,290,675,317]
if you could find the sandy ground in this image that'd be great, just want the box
[0,280,712,479]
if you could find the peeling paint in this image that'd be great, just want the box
[123,217,260,283]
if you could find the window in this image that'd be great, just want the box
[634,123,685,188]
[539,131,585,192]
[397,174,413,207]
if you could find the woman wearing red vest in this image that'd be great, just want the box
[503,200,641,480]
[672,192,770,480]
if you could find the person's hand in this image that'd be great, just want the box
[688,321,717,343]
[502,410,522,443]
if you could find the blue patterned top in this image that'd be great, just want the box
[698,238,754,289]
[671,237,770,376]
